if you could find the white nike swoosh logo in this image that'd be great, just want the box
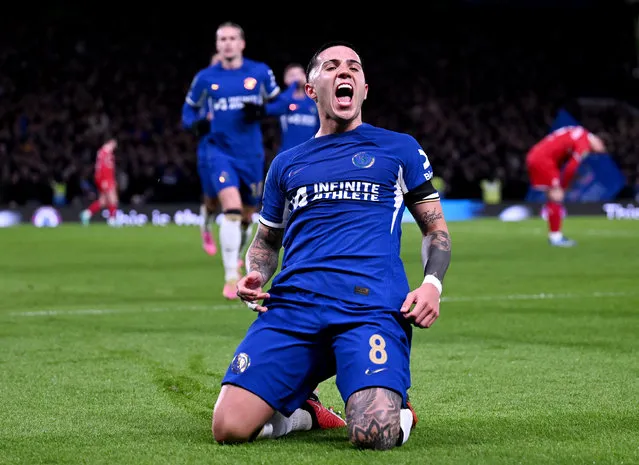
[365,368,388,375]
[288,166,307,178]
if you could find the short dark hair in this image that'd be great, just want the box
[305,40,361,81]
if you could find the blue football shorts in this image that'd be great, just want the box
[221,288,413,416]
[197,142,264,206]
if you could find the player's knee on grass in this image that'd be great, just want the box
[212,385,275,444]
[345,387,402,450]
[212,408,261,444]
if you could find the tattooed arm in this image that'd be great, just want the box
[408,200,452,284]
[245,223,284,285]
[235,223,284,312]
[400,199,451,328]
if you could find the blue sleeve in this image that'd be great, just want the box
[262,65,281,100]
[184,71,208,108]
[181,101,201,129]
[265,85,295,116]
[259,156,288,228]
[401,135,436,193]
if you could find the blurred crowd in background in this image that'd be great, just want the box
[1,5,637,207]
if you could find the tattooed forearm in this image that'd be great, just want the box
[423,230,451,281]
[246,224,283,284]
[414,208,444,235]
[346,388,402,450]
[412,204,452,282]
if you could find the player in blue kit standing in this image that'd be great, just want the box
[212,42,452,450]
[263,63,320,153]
[182,22,281,299]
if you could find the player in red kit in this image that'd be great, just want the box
[525,126,606,247]
[81,138,120,226]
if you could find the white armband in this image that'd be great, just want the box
[422,274,442,295]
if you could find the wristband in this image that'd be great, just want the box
[422,274,442,295]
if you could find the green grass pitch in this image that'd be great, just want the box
[1,217,637,464]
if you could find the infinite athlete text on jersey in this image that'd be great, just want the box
[289,181,381,211]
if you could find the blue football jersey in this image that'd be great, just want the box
[266,85,320,153]
[184,58,280,159]
[259,123,439,309]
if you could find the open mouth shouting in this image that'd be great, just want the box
[335,82,354,108]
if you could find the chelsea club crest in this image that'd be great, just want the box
[230,353,251,374]
[352,152,375,169]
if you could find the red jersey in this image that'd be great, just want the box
[527,126,592,166]
[95,146,115,180]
